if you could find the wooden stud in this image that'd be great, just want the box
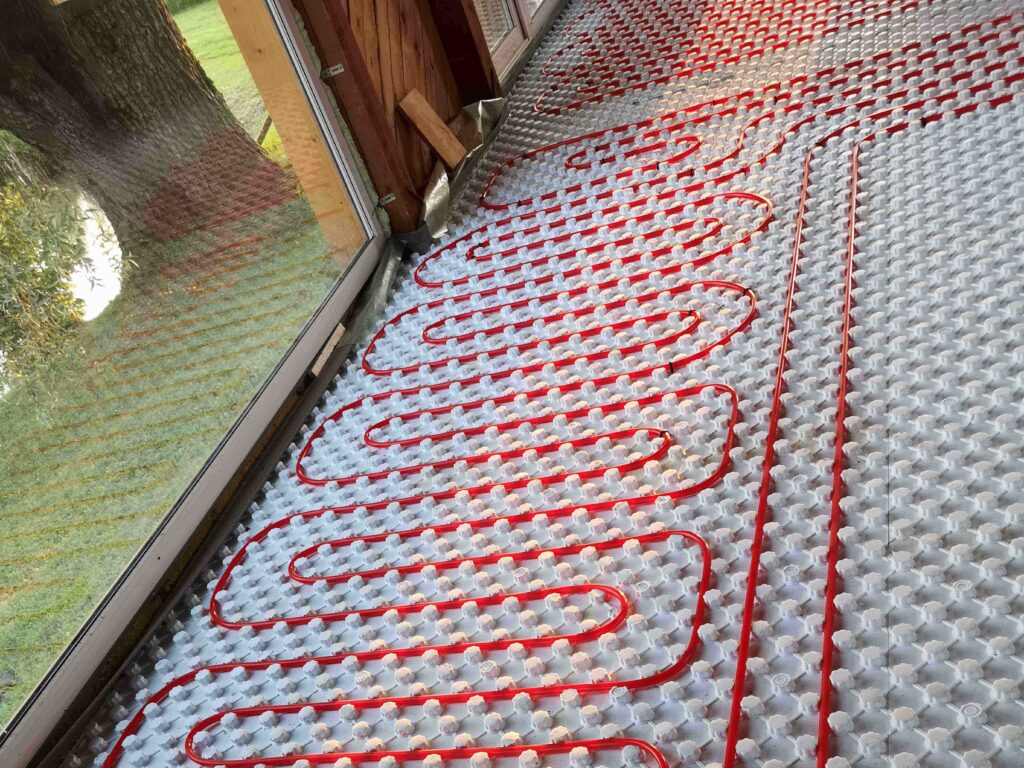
[292,0,421,232]
[426,0,502,104]
[374,0,395,123]
[399,87,467,170]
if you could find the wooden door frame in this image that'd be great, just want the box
[476,0,568,84]
[481,0,529,77]
[293,0,423,232]
[514,0,563,38]
[428,0,504,103]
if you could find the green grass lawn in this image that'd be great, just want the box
[0,199,338,725]
[174,0,266,136]
[0,0,326,725]
[173,0,287,162]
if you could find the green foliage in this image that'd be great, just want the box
[0,133,89,392]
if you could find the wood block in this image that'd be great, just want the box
[399,88,467,170]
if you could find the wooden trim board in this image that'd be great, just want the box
[399,87,467,170]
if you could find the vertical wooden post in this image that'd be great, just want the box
[292,0,423,233]
[427,0,503,103]
[216,0,368,265]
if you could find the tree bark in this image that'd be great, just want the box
[0,0,292,253]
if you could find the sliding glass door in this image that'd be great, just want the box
[0,0,383,763]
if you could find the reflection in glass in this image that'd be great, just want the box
[473,0,516,52]
[0,0,345,725]
[526,0,546,16]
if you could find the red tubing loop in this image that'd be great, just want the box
[104,135,768,768]
[297,378,743,491]
[100,8,1024,768]
[105,250,754,766]
[414,192,769,291]
[183,530,712,767]
[534,0,942,114]
[109,524,712,768]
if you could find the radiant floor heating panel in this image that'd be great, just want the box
[71,1,1024,768]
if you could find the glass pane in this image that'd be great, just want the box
[525,0,546,17]
[0,0,361,726]
[473,0,516,53]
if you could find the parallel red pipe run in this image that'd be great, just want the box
[813,122,877,768]
[722,80,1024,768]
[449,14,1018,765]
[809,88,1017,764]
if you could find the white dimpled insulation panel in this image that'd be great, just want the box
[826,105,1024,767]
[64,2,1024,768]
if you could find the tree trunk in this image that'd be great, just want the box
[0,0,292,254]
